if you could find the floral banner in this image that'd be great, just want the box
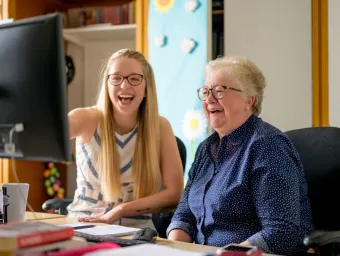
[148,0,209,179]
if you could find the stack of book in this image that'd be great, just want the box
[66,2,136,29]
[0,221,87,256]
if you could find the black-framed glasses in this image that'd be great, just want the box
[197,85,243,101]
[108,74,144,86]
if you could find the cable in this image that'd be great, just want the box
[4,123,39,223]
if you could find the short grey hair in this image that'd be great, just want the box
[204,56,266,116]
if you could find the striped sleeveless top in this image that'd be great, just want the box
[67,125,154,228]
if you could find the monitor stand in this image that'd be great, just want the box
[0,123,24,158]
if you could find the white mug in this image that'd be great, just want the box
[1,183,29,223]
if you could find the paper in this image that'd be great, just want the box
[83,244,206,256]
[75,225,140,237]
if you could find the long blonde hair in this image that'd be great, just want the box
[96,49,161,201]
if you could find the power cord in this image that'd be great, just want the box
[4,123,39,222]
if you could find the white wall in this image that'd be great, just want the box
[84,40,135,106]
[328,0,340,128]
[224,0,312,131]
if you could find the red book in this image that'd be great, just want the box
[0,221,74,251]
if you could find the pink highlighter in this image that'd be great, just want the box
[45,242,121,256]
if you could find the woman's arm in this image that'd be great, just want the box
[68,107,99,142]
[167,143,206,243]
[166,166,197,243]
[80,117,184,223]
[244,135,311,255]
[168,229,192,243]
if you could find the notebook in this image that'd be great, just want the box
[60,225,140,237]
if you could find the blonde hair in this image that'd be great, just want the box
[205,56,266,116]
[96,49,161,201]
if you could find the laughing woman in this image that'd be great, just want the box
[167,56,313,255]
[66,49,183,229]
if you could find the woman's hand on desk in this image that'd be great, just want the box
[78,205,123,224]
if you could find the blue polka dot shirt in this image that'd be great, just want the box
[167,115,314,255]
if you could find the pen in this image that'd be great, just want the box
[73,225,96,230]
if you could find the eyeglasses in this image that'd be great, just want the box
[197,85,242,101]
[108,74,144,86]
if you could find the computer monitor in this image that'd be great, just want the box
[0,13,71,162]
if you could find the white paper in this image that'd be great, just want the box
[76,225,140,237]
[83,244,206,256]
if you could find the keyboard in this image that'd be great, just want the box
[75,231,152,247]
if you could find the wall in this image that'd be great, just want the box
[84,41,135,106]
[328,0,340,127]
[224,0,312,131]
[65,42,84,197]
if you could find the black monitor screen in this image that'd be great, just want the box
[0,13,70,162]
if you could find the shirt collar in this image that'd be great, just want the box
[204,115,259,156]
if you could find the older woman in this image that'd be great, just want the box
[167,56,313,255]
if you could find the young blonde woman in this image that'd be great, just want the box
[66,49,184,229]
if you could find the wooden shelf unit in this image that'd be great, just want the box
[63,23,136,47]
[0,0,135,212]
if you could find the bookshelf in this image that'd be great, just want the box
[51,0,131,6]
[63,23,136,47]
[0,0,137,212]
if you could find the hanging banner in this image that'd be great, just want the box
[148,0,209,179]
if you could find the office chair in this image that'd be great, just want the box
[42,136,187,238]
[285,127,340,255]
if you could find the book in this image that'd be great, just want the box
[0,222,74,251]
[0,236,87,256]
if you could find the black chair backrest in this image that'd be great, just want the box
[284,127,340,231]
[175,136,186,172]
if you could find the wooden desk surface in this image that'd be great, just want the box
[24,211,66,221]
[31,216,219,253]
[28,212,273,255]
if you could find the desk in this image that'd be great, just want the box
[32,215,219,253]
[28,212,273,255]
[24,211,66,221]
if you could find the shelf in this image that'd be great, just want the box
[212,10,224,15]
[63,23,136,47]
[61,0,131,5]
[47,0,132,9]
